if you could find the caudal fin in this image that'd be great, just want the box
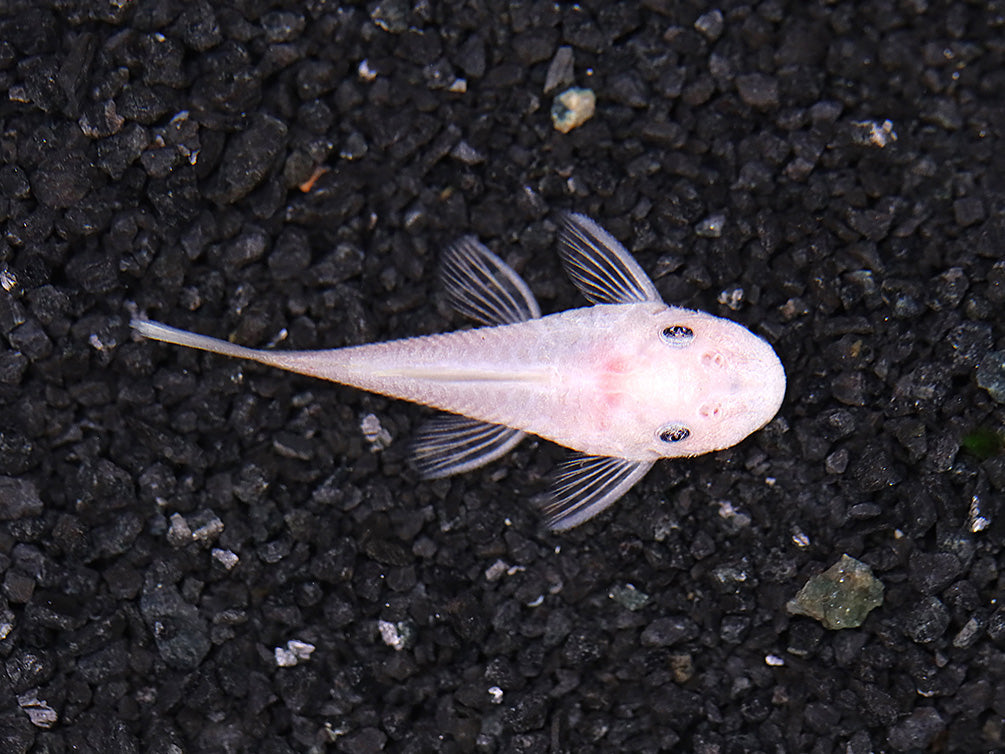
[131,319,269,362]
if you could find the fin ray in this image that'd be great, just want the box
[558,213,662,305]
[538,455,654,530]
[412,414,525,478]
[441,237,541,325]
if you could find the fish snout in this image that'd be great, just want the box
[722,337,786,433]
[685,330,784,453]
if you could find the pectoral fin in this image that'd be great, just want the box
[412,414,526,478]
[538,455,654,531]
[441,237,541,325]
[558,213,663,305]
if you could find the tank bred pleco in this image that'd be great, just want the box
[133,213,786,530]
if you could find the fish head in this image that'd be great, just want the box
[629,306,786,459]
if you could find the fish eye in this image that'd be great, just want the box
[660,325,694,347]
[658,424,690,443]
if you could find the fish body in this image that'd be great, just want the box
[133,214,785,529]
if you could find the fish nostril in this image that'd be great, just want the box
[702,351,726,369]
[699,403,721,419]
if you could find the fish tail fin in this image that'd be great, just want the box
[131,319,279,365]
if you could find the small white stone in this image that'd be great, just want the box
[212,549,239,570]
[166,513,192,547]
[360,413,393,450]
[275,646,297,667]
[378,619,405,650]
[287,639,316,660]
[358,59,377,81]
[484,559,509,582]
[18,693,58,728]
[551,87,596,133]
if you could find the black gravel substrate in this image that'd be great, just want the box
[1,1,1004,752]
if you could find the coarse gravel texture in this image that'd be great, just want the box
[1,1,1004,753]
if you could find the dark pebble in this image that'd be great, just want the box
[116,83,171,124]
[736,73,779,109]
[209,114,287,203]
[694,10,724,40]
[977,351,1005,403]
[309,243,364,286]
[988,262,1005,304]
[176,1,222,51]
[640,616,700,647]
[17,56,64,113]
[608,71,649,108]
[92,512,143,557]
[924,98,962,130]
[946,321,993,370]
[272,432,314,461]
[223,227,269,268]
[338,727,387,754]
[0,165,31,198]
[455,34,486,78]
[275,664,322,713]
[846,207,892,241]
[233,463,270,505]
[848,501,880,518]
[311,539,357,584]
[399,28,442,66]
[934,267,968,309]
[987,608,1005,645]
[887,707,945,752]
[908,551,963,595]
[0,7,57,55]
[74,458,135,516]
[3,570,35,603]
[888,418,926,461]
[850,443,900,492]
[512,28,557,65]
[720,615,751,644]
[261,10,304,43]
[0,350,29,384]
[7,319,51,363]
[76,640,129,684]
[831,371,867,406]
[505,692,548,733]
[560,629,607,664]
[65,252,119,294]
[139,146,178,178]
[0,476,42,521]
[902,596,951,644]
[96,123,149,179]
[0,429,37,475]
[566,13,608,53]
[6,646,56,690]
[141,34,187,88]
[24,591,87,632]
[953,196,985,227]
[139,574,211,670]
[657,65,686,99]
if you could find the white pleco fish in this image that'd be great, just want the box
[132,213,786,530]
